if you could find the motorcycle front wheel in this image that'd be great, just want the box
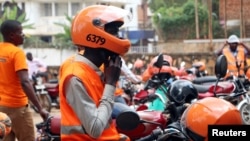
[32,94,52,113]
[239,102,250,125]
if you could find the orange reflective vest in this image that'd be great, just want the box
[223,46,245,77]
[59,59,120,140]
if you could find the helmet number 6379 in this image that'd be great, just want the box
[86,34,106,45]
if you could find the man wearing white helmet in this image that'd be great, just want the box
[215,34,250,77]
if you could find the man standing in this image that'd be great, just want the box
[0,20,49,141]
[215,34,250,77]
[26,52,48,82]
[59,5,131,141]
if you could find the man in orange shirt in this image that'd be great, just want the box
[0,20,49,141]
[59,5,131,141]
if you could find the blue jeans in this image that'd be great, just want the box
[114,95,126,104]
[112,102,132,119]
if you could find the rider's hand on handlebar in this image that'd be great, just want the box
[39,109,49,121]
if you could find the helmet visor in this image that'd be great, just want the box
[91,6,132,28]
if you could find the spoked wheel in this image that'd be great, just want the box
[239,102,250,125]
[32,94,52,113]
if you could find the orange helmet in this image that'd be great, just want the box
[245,66,250,80]
[180,97,242,141]
[148,54,173,73]
[150,54,173,67]
[141,54,173,81]
[71,5,131,55]
[192,61,206,71]
[0,112,11,138]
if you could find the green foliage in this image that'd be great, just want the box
[53,14,74,49]
[150,0,223,41]
[0,0,34,41]
[148,0,187,12]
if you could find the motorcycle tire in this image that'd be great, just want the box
[32,94,52,113]
[239,102,250,125]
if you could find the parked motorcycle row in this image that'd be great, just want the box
[35,54,250,141]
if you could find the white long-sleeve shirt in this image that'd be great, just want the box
[121,58,141,84]
[26,58,47,79]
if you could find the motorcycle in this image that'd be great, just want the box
[44,79,60,109]
[122,55,243,141]
[114,103,168,141]
[189,55,250,124]
[36,115,60,141]
[118,76,141,106]
[35,99,191,141]
[176,61,208,81]
[30,74,52,113]
[132,53,177,112]
[116,54,198,140]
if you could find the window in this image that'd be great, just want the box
[71,2,80,16]
[40,36,52,43]
[42,3,52,16]
[55,3,68,16]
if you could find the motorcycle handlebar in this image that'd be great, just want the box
[135,127,188,141]
[36,122,45,130]
[135,128,163,141]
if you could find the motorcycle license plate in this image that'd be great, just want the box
[35,85,46,90]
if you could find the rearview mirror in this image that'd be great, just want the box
[114,103,140,130]
[153,54,164,69]
[214,55,227,79]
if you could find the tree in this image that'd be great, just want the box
[55,14,72,48]
[0,0,33,41]
[53,14,75,49]
[149,0,223,41]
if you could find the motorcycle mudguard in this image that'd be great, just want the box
[236,99,248,110]
[133,90,149,101]
[147,86,168,111]
[50,116,61,135]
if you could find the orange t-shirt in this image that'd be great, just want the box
[0,42,28,107]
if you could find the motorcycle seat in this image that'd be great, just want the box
[44,83,58,89]
[192,76,217,84]
[197,81,235,99]
[193,84,211,93]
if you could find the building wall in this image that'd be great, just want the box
[219,0,250,24]
[23,38,250,76]
[0,0,141,36]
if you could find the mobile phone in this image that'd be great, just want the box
[110,55,118,62]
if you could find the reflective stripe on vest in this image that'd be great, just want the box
[61,125,87,135]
